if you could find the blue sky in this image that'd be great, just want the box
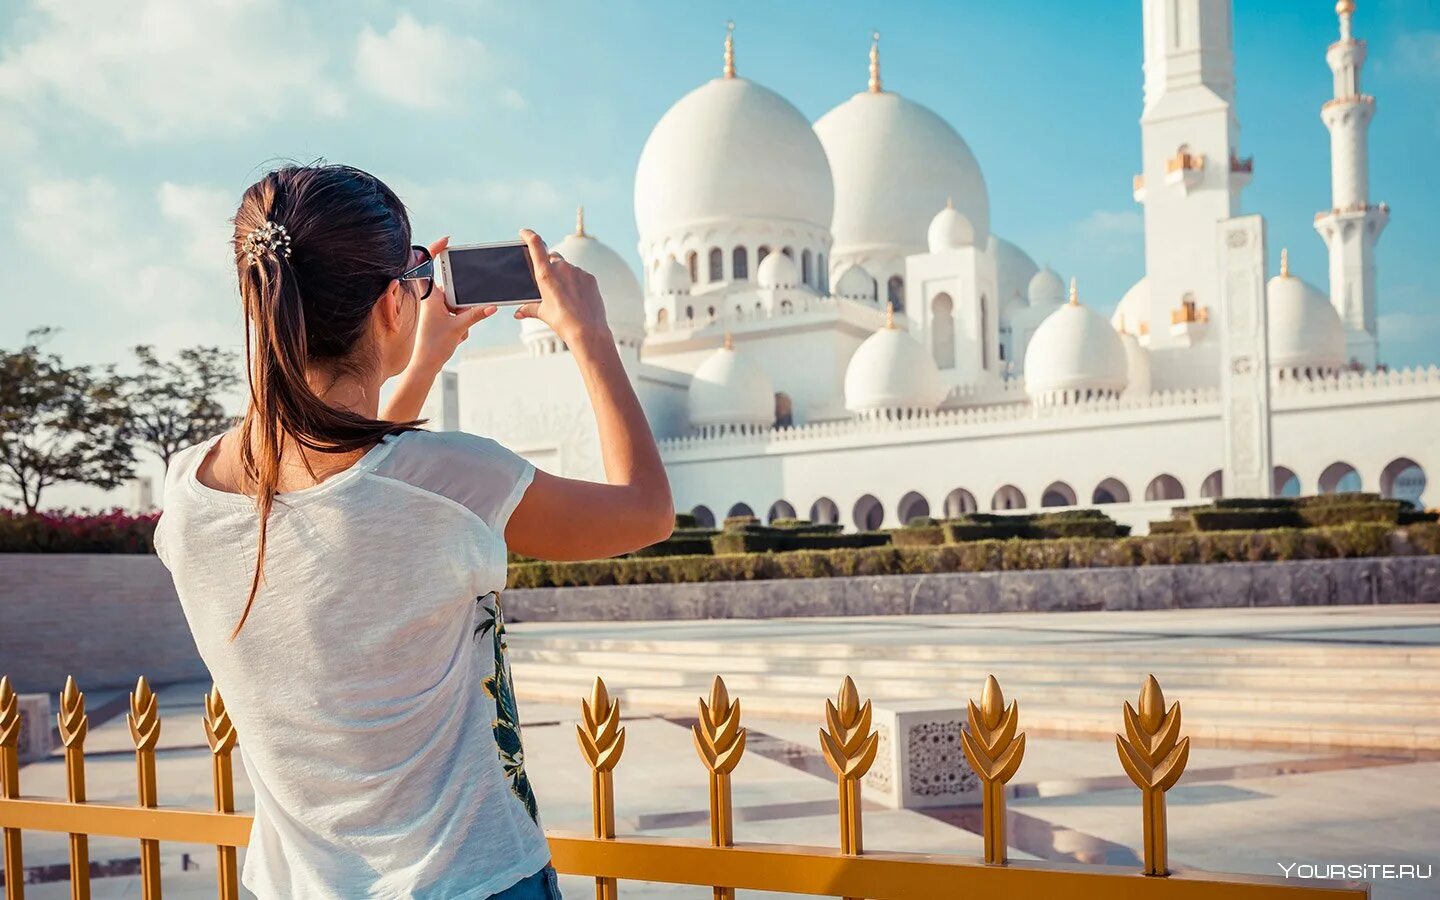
[1,0,1437,370]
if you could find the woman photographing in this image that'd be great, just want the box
[156,163,673,899]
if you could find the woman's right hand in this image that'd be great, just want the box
[514,229,611,345]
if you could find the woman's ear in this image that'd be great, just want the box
[375,279,408,335]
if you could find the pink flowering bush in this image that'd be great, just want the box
[0,508,159,553]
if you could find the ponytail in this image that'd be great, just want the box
[231,165,420,639]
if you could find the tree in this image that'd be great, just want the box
[125,345,240,468]
[0,330,135,512]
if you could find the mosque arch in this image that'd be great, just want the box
[690,505,716,528]
[1093,478,1130,505]
[757,245,771,266]
[802,249,813,287]
[1200,470,1223,499]
[817,253,827,292]
[656,308,669,327]
[853,494,884,531]
[774,392,793,427]
[686,250,698,283]
[1273,466,1301,497]
[810,497,840,525]
[782,246,795,259]
[732,246,749,281]
[991,485,1026,511]
[1145,474,1185,502]
[767,500,797,523]
[897,491,931,524]
[944,488,978,517]
[1318,461,1362,494]
[708,247,723,282]
[685,305,694,320]
[931,293,956,370]
[888,275,905,311]
[1380,457,1426,507]
[1041,481,1077,508]
[727,502,754,519]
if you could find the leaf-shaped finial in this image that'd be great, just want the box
[58,675,88,748]
[837,676,860,723]
[1116,676,1190,793]
[577,676,626,774]
[693,675,746,775]
[127,676,161,752]
[0,675,17,748]
[203,685,238,755]
[962,675,1027,786]
[819,677,879,781]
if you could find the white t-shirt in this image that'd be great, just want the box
[155,430,549,899]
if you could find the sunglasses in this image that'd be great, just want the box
[399,245,435,300]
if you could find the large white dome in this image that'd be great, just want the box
[1111,276,1150,335]
[834,264,877,301]
[1267,264,1345,374]
[687,338,775,429]
[523,218,644,344]
[1024,288,1128,402]
[815,88,990,260]
[1121,331,1152,397]
[634,76,834,241]
[990,235,1039,313]
[653,256,691,295]
[844,318,946,413]
[1028,267,1065,307]
[756,251,799,289]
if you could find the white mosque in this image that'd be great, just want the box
[434,0,1439,533]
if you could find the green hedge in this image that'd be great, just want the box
[507,523,1416,589]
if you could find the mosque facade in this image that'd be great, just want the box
[437,0,1438,532]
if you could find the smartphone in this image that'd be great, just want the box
[437,241,542,308]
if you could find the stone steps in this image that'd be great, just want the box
[513,674,1440,752]
[508,647,1440,692]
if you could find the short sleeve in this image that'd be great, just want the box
[371,431,536,536]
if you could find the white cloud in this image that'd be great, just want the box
[0,0,345,141]
[14,176,243,361]
[1395,31,1440,78]
[356,12,513,110]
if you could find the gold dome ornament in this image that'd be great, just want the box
[868,31,882,93]
[723,20,736,79]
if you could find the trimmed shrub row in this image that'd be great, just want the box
[0,509,159,554]
[1163,493,1438,533]
[506,522,1432,589]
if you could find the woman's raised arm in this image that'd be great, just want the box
[503,229,674,560]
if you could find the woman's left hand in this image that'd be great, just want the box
[408,236,499,373]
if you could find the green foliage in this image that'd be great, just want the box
[673,512,698,529]
[506,523,1409,589]
[0,330,134,512]
[904,516,941,527]
[1297,500,1402,527]
[125,345,240,467]
[890,526,945,547]
[722,515,760,531]
[1190,508,1302,531]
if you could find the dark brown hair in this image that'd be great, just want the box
[231,164,419,637]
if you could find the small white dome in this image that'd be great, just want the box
[757,251,799,289]
[844,321,946,413]
[1111,276,1150,335]
[635,76,834,243]
[834,264,877,301]
[1267,269,1345,373]
[523,222,644,343]
[654,256,691,295]
[815,89,990,260]
[990,235,1039,312]
[1023,294,1128,402]
[687,340,775,429]
[1121,331,1152,397]
[927,202,976,252]
[1028,267,1066,307]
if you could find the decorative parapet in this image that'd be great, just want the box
[1322,93,1374,111]
[1314,201,1389,223]
[1165,149,1205,194]
[1169,299,1210,327]
[1270,364,1440,400]
[658,387,1221,457]
[1229,153,1254,174]
[1132,174,1146,203]
[648,291,885,336]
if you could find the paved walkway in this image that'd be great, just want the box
[7,605,1437,898]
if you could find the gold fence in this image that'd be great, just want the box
[0,673,1369,899]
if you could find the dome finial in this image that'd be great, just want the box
[1280,248,1290,278]
[1068,277,1079,306]
[575,205,586,238]
[945,196,953,209]
[723,328,734,351]
[723,20,736,79]
[884,301,895,329]
[868,31,882,93]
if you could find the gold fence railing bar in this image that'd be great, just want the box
[0,672,1372,899]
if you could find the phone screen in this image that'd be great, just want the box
[445,243,542,306]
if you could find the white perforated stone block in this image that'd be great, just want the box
[864,700,981,809]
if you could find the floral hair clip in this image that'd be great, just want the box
[240,221,293,264]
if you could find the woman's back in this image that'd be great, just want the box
[158,429,549,898]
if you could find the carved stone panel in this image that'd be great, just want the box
[1217,215,1273,498]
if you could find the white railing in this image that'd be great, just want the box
[1270,364,1440,399]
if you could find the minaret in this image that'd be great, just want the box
[1314,0,1387,368]
[1135,0,1249,351]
